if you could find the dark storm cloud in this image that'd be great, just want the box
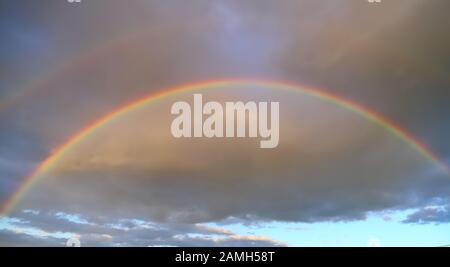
[403,205,450,224]
[1,0,450,246]
[0,0,293,205]
[15,87,450,226]
[2,0,449,157]
[0,116,47,205]
[273,0,450,156]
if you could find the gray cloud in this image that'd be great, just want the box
[403,204,450,224]
[0,229,64,247]
[1,210,284,247]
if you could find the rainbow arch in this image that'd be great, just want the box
[1,79,448,216]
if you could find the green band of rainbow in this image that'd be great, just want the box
[1,79,448,216]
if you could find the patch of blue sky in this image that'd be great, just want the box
[206,210,450,247]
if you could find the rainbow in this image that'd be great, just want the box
[1,79,448,215]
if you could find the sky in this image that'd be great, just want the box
[0,0,450,247]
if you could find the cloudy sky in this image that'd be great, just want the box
[0,0,449,246]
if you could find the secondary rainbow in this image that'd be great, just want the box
[1,79,448,215]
